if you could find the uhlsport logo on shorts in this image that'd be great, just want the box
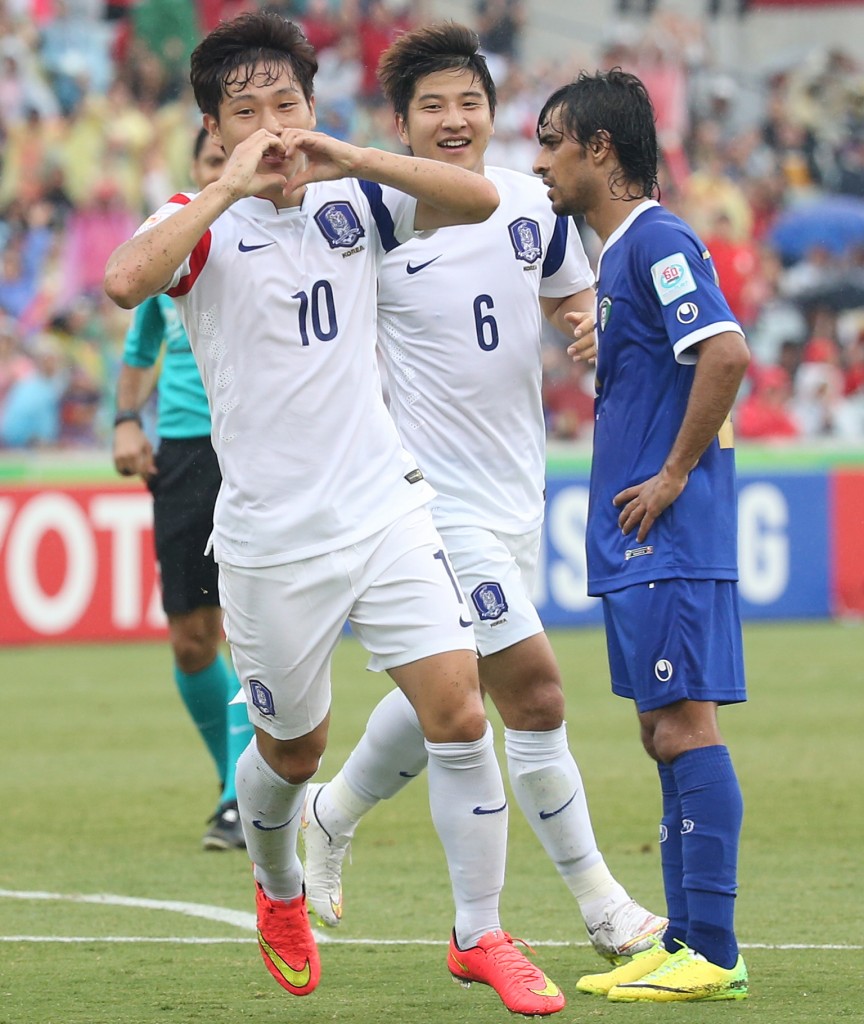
[471,581,508,620]
[654,659,674,682]
[249,680,276,716]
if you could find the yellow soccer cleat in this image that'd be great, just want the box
[576,939,670,996]
[607,945,748,1002]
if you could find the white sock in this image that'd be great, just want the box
[504,724,620,920]
[313,768,376,840]
[235,738,305,901]
[340,687,428,806]
[426,723,506,948]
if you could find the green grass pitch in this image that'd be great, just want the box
[1,620,861,1023]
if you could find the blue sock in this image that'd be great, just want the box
[222,673,254,805]
[173,657,233,787]
[657,761,687,953]
[672,745,743,969]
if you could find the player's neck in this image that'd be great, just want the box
[589,195,651,245]
[257,183,307,210]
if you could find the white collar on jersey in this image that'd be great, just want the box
[597,198,660,274]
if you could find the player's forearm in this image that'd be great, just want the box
[664,331,750,478]
[104,181,237,308]
[353,148,499,223]
[115,363,157,413]
[542,288,595,338]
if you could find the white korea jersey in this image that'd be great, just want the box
[139,180,435,567]
[377,166,594,534]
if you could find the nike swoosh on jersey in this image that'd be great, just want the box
[538,789,578,820]
[406,255,442,274]
[238,240,276,252]
[459,615,473,628]
[472,801,507,815]
[258,930,312,989]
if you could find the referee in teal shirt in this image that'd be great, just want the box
[112,130,253,851]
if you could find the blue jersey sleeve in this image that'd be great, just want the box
[640,218,742,364]
[122,295,167,368]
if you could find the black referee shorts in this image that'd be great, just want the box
[148,436,221,615]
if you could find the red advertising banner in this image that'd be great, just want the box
[0,485,167,644]
[831,470,864,616]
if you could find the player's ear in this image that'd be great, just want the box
[590,130,612,157]
[395,113,410,147]
[308,94,317,130]
[203,114,221,148]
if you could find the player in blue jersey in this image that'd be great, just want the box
[301,22,667,969]
[113,128,254,851]
[534,69,751,1003]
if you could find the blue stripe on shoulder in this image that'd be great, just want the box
[359,180,400,252]
[542,216,569,278]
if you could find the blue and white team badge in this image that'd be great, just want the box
[471,582,509,621]
[249,679,276,716]
[508,218,542,264]
[314,202,365,249]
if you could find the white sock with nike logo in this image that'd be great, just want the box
[236,739,306,902]
[426,723,507,949]
[504,724,619,916]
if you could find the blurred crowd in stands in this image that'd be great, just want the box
[2,0,864,451]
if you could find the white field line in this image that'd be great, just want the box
[0,889,861,951]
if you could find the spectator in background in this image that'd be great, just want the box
[475,0,525,61]
[58,179,139,308]
[0,333,66,448]
[0,198,54,321]
[792,334,863,437]
[357,0,412,104]
[735,365,800,441]
[703,211,759,325]
[0,316,33,417]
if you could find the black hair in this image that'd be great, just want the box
[537,69,659,199]
[193,126,209,159]
[377,22,496,121]
[190,11,317,120]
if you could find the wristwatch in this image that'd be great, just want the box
[114,409,143,428]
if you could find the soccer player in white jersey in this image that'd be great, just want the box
[104,12,565,1016]
[301,22,667,968]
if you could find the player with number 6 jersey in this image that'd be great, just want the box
[302,23,668,974]
[378,165,590,536]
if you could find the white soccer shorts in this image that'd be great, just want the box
[438,524,544,658]
[219,507,476,740]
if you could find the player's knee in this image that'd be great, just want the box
[263,745,323,785]
[421,700,488,745]
[495,675,564,732]
[171,622,220,673]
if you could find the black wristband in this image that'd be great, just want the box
[114,409,143,428]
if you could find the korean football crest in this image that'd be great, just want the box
[508,218,542,264]
[471,581,509,621]
[314,202,365,249]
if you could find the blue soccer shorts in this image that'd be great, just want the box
[601,578,747,713]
